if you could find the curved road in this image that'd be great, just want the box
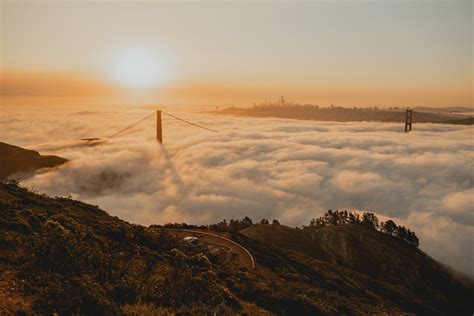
[163,229,255,270]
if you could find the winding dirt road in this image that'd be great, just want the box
[163,229,255,270]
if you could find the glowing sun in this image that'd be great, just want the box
[109,49,162,89]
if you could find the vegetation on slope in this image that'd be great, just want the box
[0,181,248,315]
[0,181,473,315]
[241,222,473,315]
[306,209,419,247]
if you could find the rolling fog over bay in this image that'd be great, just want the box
[1,103,472,275]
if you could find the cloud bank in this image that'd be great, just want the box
[1,104,473,274]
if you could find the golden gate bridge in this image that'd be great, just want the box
[99,108,415,144]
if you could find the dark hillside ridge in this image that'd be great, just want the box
[441,117,474,125]
[0,142,67,180]
[0,182,472,315]
[214,105,473,124]
[242,224,473,313]
[414,106,473,113]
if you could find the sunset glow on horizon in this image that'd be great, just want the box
[1,0,472,107]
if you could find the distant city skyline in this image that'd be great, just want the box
[1,0,472,107]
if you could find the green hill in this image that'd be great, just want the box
[0,142,67,180]
[0,182,472,315]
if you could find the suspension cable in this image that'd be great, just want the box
[161,111,219,133]
[108,112,155,138]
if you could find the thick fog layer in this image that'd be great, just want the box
[1,105,472,274]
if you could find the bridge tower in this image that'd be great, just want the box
[405,108,413,133]
[156,110,163,143]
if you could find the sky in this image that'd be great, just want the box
[1,0,472,107]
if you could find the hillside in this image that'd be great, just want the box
[0,142,67,180]
[214,105,473,124]
[241,224,473,312]
[0,182,472,315]
[414,106,473,113]
[440,117,474,125]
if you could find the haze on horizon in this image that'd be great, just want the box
[1,0,473,107]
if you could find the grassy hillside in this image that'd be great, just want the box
[0,181,472,315]
[0,142,67,180]
[241,224,473,313]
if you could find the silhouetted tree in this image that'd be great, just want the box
[228,219,240,232]
[396,226,419,247]
[348,212,360,224]
[381,220,397,236]
[272,219,280,225]
[405,229,419,248]
[260,219,269,225]
[241,216,253,228]
[361,212,379,229]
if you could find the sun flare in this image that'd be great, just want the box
[108,49,162,90]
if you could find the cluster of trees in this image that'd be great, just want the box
[306,210,419,248]
[209,217,254,233]
[151,217,280,234]
[156,223,208,230]
[209,217,280,233]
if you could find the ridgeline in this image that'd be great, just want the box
[0,142,67,181]
[214,104,473,125]
[0,182,472,315]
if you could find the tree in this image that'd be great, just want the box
[397,226,419,248]
[309,217,322,227]
[228,219,240,232]
[348,212,360,224]
[361,212,379,229]
[241,216,253,228]
[272,219,280,225]
[381,220,397,236]
[260,219,269,225]
[396,225,408,240]
[325,210,337,225]
[405,229,419,248]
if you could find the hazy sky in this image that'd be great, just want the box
[1,0,472,106]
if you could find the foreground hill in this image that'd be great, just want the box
[0,182,472,315]
[241,224,473,313]
[0,142,67,180]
